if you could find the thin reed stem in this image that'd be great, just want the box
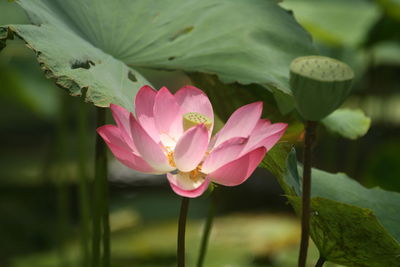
[92,107,109,267]
[178,197,190,267]
[77,100,90,267]
[56,93,70,267]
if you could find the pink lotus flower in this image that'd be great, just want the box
[97,85,287,198]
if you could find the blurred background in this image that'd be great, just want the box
[1,0,400,266]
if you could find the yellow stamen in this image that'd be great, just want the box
[167,151,176,167]
[188,165,205,181]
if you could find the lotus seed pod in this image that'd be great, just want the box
[290,55,354,121]
[183,112,212,131]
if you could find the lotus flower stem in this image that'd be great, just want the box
[196,189,217,267]
[315,255,326,267]
[298,120,317,267]
[92,107,110,267]
[102,151,110,267]
[178,197,190,267]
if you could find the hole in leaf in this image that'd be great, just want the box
[128,71,137,82]
[71,59,95,70]
[169,26,194,42]
[168,56,176,61]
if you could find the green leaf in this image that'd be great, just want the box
[280,0,381,47]
[0,0,315,111]
[322,108,371,140]
[0,1,27,25]
[290,197,400,267]
[377,0,400,21]
[262,148,400,266]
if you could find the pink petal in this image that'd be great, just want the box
[174,124,209,172]
[167,172,210,198]
[242,121,288,154]
[97,124,127,148]
[175,85,214,123]
[213,102,263,148]
[208,147,266,186]
[110,104,136,151]
[110,104,130,133]
[134,85,160,142]
[201,137,248,174]
[129,114,174,173]
[153,87,183,142]
[97,125,155,173]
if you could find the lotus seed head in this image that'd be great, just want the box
[290,55,354,82]
[183,112,212,131]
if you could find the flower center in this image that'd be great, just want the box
[183,112,212,131]
[166,149,176,167]
[188,165,206,182]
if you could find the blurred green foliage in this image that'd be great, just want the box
[281,0,381,47]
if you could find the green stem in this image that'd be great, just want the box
[178,197,190,267]
[315,256,326,267]
[77,100,90,267]
[56,92,70,267]
[196,190,217,267]
[102,149,110,267]
[92,107,109,267]
[298,120,317,267]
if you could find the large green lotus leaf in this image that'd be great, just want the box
[262,145,400,266]
[0,0,315,111]
[280,0,380,47]
[322,108,371,140]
